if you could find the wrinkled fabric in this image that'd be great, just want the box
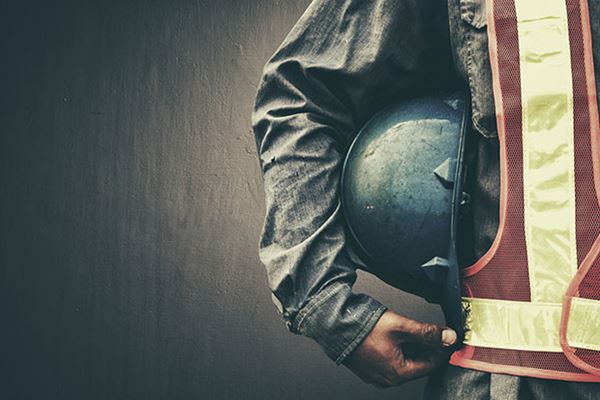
[251,0,600,394]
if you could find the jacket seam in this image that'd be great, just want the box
[465,35,498,138]
[293,283,341,334]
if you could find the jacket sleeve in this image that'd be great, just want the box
[251,0,454,364]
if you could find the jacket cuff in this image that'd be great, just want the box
[291,282,387,365]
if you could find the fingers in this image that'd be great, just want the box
[375,351,446,388]
[348,366,394,389]
[396,353,445,382]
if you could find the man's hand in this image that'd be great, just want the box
[343,310,457,388]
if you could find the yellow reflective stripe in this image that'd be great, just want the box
[515,0,578,303]
[566,297,600,351]
[463,298,563,352]
[463,298,600,352]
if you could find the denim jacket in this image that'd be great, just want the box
[251,0,600,364]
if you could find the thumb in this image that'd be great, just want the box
[405,321,457,348]
[441,328,458,347]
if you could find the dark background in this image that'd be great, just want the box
[0,1,443,399]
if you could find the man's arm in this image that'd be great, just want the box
[252,0,456,374]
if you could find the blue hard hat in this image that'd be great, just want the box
[341,92,470,340]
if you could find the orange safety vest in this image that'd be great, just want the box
[449,0,600,381]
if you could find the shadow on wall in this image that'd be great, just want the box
[0,1,443,399]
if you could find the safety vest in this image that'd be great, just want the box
[449,0,600,381]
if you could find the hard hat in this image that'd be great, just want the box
[341,92,469,340]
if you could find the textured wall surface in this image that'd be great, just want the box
[0,1,443,399]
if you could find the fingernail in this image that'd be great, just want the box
[442,329,457,347]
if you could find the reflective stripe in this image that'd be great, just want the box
[515,0,578,303]
[463,297,600,352]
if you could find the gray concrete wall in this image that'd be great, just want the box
[0,1,443,399]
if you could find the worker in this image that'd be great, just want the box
[251,0,600,398]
